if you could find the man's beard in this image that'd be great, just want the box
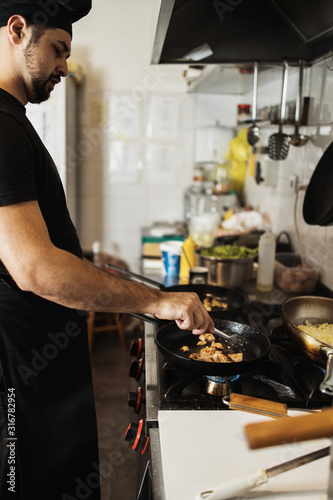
[24,43,55,104]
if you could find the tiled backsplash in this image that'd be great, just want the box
[77,59,333,291]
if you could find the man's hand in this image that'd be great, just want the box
[153,291,215,335]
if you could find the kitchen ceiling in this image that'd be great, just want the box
[152,0,333,65]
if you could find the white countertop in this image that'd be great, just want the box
[158,410,330,500]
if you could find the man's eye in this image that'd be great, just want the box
[54,46,61,56]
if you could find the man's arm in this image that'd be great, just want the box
[0,201,214,334]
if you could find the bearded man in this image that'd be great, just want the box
[0,2,214,499]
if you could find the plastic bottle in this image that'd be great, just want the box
[92,241,101,267]
[256,231,275,292]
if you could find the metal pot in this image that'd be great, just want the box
[195,253,255,288]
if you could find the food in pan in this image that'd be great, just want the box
[182,334,244,363]
[297,320,333,345]
[203,296,228,312]
[199,333,215,343]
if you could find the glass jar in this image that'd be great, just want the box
[237,104,251,124]
[212,160,232,194]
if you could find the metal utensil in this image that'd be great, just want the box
[214,327,247,350]
[311,65,331,149]
[290,61,309,147]
[197,445,330,500]
[247,61,260,146]
[268,62,291,160]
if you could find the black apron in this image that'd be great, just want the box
[0,278,100,500]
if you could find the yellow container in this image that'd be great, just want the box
[179,236,197,279]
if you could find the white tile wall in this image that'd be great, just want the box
[77,63,333,293]
[244,59,333,291]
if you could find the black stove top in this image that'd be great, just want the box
[156,301,332,411]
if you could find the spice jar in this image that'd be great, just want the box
[237,104,251,124]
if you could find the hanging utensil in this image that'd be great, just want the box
[268,62,290,160]
[310,64,332,149]
[247,61,260,147]
[290,61,309,147]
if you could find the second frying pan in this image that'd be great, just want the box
[303,140,333,226]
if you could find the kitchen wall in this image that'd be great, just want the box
[70,0,239,269]
[69,1,333,291]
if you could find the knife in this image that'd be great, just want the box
[196,445,330,500]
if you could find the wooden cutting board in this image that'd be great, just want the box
[158,410,330,500]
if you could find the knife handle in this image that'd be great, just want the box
[196,469,268,500]
[245,407,333,449]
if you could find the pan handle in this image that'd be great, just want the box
[105,264,164,290]
[129,312,163,325]
[319,348,333,395]
[245,407,333,449]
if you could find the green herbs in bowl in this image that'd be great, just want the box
[198,244,258,260]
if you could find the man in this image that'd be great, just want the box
[0,1,214,499]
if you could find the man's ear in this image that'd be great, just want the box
[7,15,28,45]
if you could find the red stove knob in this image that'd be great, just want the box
[124,419,144,451]
[129,338,143,359]
[129,358,143,381]
[128,386,143,414]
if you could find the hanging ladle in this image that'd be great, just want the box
[247,61,261,147]
[290,61,309,147]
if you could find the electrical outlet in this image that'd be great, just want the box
[289,174,299,192]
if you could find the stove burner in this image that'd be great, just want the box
[202,374,240,397]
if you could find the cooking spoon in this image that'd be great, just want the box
[290,61,309,147]
[247,61,260,147]
[268,62,290,160]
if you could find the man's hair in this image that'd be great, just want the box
[0,21,50,45]
[26,22,49,45]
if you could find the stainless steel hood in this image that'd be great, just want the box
[152,0,333,65]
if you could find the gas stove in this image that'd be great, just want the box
[125,295,332,500]
[142,300,331,425]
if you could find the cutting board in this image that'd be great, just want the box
[158,410,330,500]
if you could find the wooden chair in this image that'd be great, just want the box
[87,311,127,353]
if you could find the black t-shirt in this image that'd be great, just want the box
[0,88,82,279]
[0,90,100,499]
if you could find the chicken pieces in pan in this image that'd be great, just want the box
[182,333,243,363]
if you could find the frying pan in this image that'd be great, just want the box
[105,264,246,319]
[282,295,333,395]
[135,315,271,376]
[303,140,333,226]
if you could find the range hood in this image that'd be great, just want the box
[152,0,333,65]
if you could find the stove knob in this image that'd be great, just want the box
[128,386,143,414]
[129,358,143,381]
[129,338,143,359]
[124,419,144,451]
[141,436,149,455]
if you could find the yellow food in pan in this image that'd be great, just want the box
[297,320,333,345]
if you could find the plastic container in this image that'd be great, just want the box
[160,241,183,276]
[274,254,319,294]
[256,231,276,292]
[189,213,220,248]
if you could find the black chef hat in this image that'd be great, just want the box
[0,0,91,37]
